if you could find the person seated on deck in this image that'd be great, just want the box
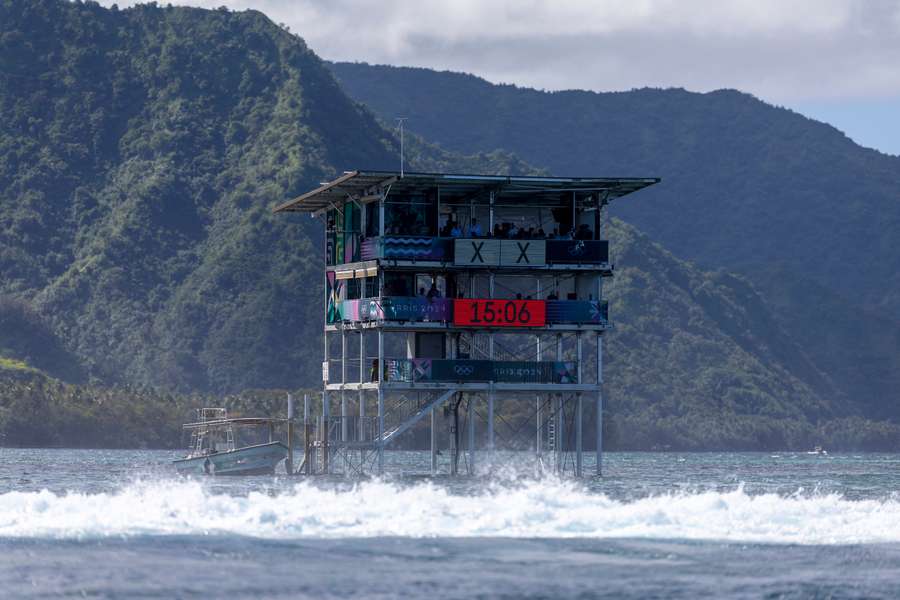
[440,221,454,237]
[508,223,519,238]
[492,224,502,238]
[418,287,426,297]
[537,228,546,238]
[468,218,482,237]
[450,223,463,238]
[427,283,441,300]
[547,290,559,300]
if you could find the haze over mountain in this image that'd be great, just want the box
[0,0,896,449]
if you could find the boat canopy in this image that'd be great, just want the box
[182,417,288,429]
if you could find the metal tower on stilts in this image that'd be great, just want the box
[275,171,658,477]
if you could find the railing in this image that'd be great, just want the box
[382,358,578,384]
[331,297,608,326]
[358,236,609,265]
[337,297,453,322]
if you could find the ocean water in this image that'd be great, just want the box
[3,449,900,598]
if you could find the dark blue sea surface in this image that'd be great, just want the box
[3,449,900,598]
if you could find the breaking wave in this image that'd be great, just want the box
[2,478,899,544]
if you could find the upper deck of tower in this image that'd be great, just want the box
[274,170,659,270]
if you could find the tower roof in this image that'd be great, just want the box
[274,170,660,214]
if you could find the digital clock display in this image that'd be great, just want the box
[453,299,546,327]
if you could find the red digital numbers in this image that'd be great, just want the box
[454,299,546,327]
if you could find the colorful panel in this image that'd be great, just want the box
[360,237,380,260]
[325,271,343,324]
[380,297,452,321]
[546,240,609,263]
[454,299,546,327]
[337,297,452,323]
[383,236,451,261]
[382,359,578,383]
[545,300,609,324]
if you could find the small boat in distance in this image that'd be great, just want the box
[807,446,828,456]
[174,408,288,476]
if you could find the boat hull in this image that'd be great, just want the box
[174,442,288,476]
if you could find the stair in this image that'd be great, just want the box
[458,333,517,361]
[379,388,457,446]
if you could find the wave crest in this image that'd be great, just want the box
[1,479,898,544]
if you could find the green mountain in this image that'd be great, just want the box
[0,0,896,449]
[329,61,900,422]
[0,0,400,392]
[604,219,836,449]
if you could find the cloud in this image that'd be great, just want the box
[104,0,900,102]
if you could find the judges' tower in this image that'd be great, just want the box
[275,171,658,476]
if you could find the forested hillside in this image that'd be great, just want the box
[0,0,400,392]
[0,0,897,449]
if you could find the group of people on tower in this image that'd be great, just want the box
[439,218,593,240]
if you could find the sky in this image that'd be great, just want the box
[111,1,900,155]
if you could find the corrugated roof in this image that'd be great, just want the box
[274,170,660,214]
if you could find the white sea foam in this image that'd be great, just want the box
[1,478,899,544]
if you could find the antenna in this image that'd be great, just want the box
[396,117,407,178]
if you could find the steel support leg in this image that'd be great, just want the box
[576,392,583,477]
[359,331,366,470]
[596,333,603,477]
[488,391,495,461]
[468,397,475,475]
[377,329,384,475]
[431,406,437,475]
[341,329,347,443]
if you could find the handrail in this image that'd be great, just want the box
[335,297,608,326]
